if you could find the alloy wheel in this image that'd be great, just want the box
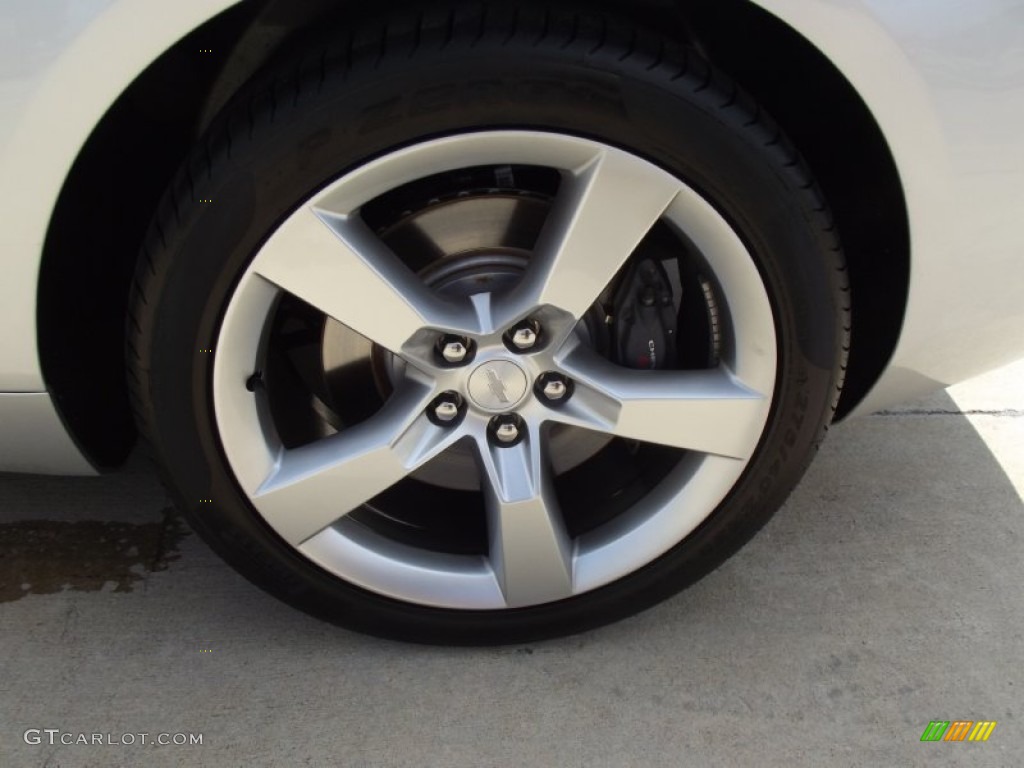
[212,131,777,610]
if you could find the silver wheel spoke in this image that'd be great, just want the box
[254,385,459,546]
[477,434,573,607]
[507,148,681,321]
[555,348,770,460]
[250,207,472,353]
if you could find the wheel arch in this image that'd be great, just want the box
[682,0,910,421]
[36,0,908,468]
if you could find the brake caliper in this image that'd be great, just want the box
[611,258,678,370]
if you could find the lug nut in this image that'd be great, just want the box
[439,335,471,364]
[536,372,573,405]
[506,320,541,352]
[442,341,467,363]
[435,401,460,422]
[490,414,524,446]
[542,379,567,401]
[430,392,464,425]
[511,327,537,349]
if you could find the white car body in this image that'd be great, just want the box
[1,0,1023,474]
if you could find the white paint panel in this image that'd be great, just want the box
[0,393,96,475]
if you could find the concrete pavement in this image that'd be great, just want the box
[2,361,1023,767]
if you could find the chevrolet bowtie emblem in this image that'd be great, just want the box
[484,367,511,404]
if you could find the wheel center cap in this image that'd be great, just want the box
[467,360,529,412]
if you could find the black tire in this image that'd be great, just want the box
[127,4,849,644]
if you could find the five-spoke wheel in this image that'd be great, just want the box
[129,5,848,642]
[213,133,775,610]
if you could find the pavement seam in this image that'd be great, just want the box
[874,409,1024,417]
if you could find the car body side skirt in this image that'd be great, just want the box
[0,393,96,475]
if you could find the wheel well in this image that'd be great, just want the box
[680,0,910,421]
[37,2,263,468]
[37,0,907,468]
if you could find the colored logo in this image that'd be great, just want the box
[920,721,997,742]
